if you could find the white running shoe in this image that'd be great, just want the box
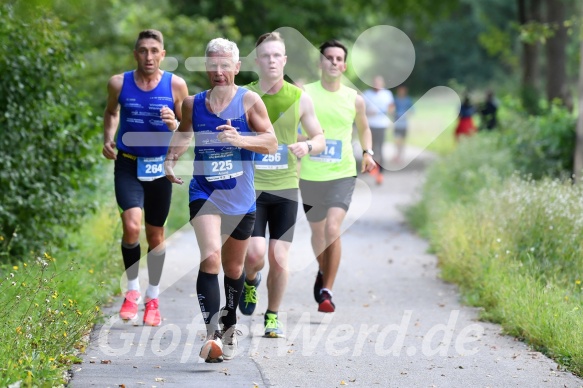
[222,326,241,360]
[199,330,223,363]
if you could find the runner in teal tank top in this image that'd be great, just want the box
[299,40,377,313]
[239,32,325,338]
[164,38,277,363]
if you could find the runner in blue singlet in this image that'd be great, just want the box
[164,38,277,363]
[102,29,189,327]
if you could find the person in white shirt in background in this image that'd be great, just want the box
[362,75,394,185]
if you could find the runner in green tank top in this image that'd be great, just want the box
[239,32,325,337]
[300,40,376,313]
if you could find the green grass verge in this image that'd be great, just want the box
[407,133,583,376]
[0,155,199,386]
[0,201,123,386]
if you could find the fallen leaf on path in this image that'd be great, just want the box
[154,377,165,382]
[101,360,111,364]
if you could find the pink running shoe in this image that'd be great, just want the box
[143,298,161,326]
[119,290,140,321]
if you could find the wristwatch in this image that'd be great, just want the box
[305,141,312,152]
[363,149,374,156]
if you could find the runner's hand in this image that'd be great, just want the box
[160,106,178,131]
[165,154,183,185]
[361,153,376,173]
[102,140,117,160]
[289,141,310,158]
[216,119,241,146]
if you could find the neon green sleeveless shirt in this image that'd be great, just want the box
[245,81,302,190]
[300,81,357,181]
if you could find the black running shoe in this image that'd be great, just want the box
[313,271,323,303]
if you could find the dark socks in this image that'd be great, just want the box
[197,271,220,332]
[246,275,260,286]
[147,247,165,286]
[222,271,245,328]
[121,241,140,280]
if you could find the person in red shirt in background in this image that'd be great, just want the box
[454,95,477,140]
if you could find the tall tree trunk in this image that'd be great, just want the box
[545,0,569,107]
[573,4,583,182]
[518,0,543,114]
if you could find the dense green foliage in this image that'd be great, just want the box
[0,5,101,259]
[412,0,517,91]
[407,107,583,376]
[501,101,576,179]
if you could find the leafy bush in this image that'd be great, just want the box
[0,5,101,260]
[500,101,576,179]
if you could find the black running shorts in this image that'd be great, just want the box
[114,153,172,227]
[252,189,299,242]
[189,199,256,241]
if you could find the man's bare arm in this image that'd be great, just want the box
[102,74,123,160]
[355,94,376,173]
[165,96,194,184]
[288,92,325,158]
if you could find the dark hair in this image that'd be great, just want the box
[319,39,347,61]
[135,29,164,49]
[255,31,285,47]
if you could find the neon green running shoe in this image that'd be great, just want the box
[264,312,285,338]
[239,272,261,315]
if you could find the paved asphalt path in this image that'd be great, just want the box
[70,148,583,388]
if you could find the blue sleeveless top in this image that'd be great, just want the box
[117,71,175,157]
[189,87,257,215]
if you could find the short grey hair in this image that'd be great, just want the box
[205,38,239,62]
